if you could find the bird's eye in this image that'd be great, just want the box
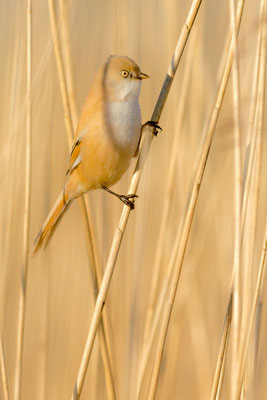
[120,70,129,78]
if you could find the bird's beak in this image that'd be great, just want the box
[138,72,150,80]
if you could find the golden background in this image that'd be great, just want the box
[1,0,266,399]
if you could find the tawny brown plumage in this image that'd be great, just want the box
[34,55,149,254]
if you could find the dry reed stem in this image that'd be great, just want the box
[138,24,231,400]
[47,1,116,398]
[2,41,21,398]
[58,6,116,396]
[47,0,73,146]
[57,0,114,366]
[236,8,267,396]
[212,3,266,397]
[216,336,229,400]
[2,38,21,301]
[136,36,197,399]
[147,1,245,399]
[241,1,266,390]
[58,0,79,127]
[237,226,267,399]
[243,88,264,394]
[210,294,232,400]
[143,31,196,346]
[0,330,9,400]
[70,1,203,398]
[241,0,265,305]
[240,0,265,237]
[229,0,242,397]
[13,2,32,399]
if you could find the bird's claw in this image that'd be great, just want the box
[143,120,162,136]
[119,194,138,210]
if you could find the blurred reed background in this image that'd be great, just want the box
[1,0,267,399]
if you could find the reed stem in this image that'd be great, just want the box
[14,2,32,399]
[71,1,203,398]
[47,1,116,398]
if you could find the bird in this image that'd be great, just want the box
[33,55,150,254]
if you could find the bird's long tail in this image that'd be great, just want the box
[33,189,72,254]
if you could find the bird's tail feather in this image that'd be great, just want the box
[33,190,72,254]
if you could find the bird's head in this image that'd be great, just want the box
[103,55,149,101]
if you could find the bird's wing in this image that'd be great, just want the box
[66,84,102,174]
[66,138,82,175]
[66,118,92,175]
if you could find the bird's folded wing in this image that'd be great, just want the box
[67,138,82,175]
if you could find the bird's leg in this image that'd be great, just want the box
[102,186,138,210]
[142,120,162,136]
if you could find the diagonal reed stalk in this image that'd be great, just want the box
[136,34,197,399]
[70,1,203,398]
[136,21,236,399]
[13,1,32,399]
[137,20,238,400]
[228,0,242,398]
[146,1,245,399]
[47,1,116,399]
[142,29,197,347]
[0,329,9,400]
[210,294,232,400]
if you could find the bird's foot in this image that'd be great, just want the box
[118,194,138,210]
[102,186,138,210]
[143,120,162,136]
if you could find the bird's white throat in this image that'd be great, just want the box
[116,78,141,101]
[106,94,141,153]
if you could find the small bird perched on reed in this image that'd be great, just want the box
[34,55,150,253]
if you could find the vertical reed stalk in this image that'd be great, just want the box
[47,0,73,146]
[47,1,116,398]
[237,225,267,399]
[58,0,79,127]
[236,6,267,395]
[241,1,266,391]
[211,3,266,397]
[71,1,203,398]
[13,2,32,399]
[229,0,242,398]
[0,330,9,400]
[241,0,265,310]
[146,1,245,398]
[240,0,264,236]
